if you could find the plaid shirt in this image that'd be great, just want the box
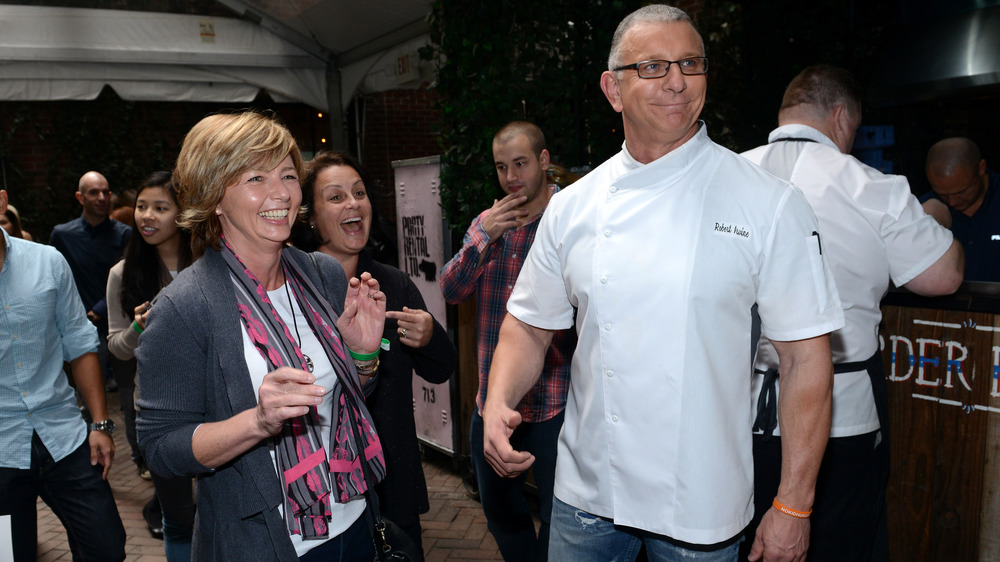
[440,198,576,422]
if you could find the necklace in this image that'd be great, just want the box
[283,273,314,373]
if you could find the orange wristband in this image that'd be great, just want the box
[772,497,812,519]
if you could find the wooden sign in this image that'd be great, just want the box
[880,304,1000,560]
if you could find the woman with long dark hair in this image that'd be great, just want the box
[293,150,456,557]
[106,171,195,562]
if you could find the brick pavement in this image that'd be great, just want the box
[35,392,506,561]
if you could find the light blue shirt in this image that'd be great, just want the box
[0,228,98,468]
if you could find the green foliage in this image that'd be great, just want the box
[426,0,894,233]
[423,0,639,231]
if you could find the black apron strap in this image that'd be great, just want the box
[867,350,891,562]
[770,137,818,144]
[752,368,779,441]
[833,359,869,374]
[865,350,890,453]
[752,352,880,443]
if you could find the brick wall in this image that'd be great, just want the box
[356,86,442,229]
[0,92,327,241]
[0,88,437,241]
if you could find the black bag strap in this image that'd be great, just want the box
[340,369,397,561]
[311,250,398,560]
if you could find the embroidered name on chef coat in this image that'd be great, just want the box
[712,221,750,239]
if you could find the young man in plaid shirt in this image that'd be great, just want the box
[440,121,576,562]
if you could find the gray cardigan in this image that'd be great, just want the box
[136,246,349,561]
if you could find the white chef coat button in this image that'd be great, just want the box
[607,370,614,378]
[603,229,611,237]
[600,276,608,284]
[611,415,619,422]
[604,323,612,330]
[610,186,618,193]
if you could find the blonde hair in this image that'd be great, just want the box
[173,111,303,255]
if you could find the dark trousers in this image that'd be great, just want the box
[298,513,375,562]
[743,430,886,562]
[97,319,112,381]
[470,410,563,562]
[0,433,125,562]
[388,515,424,561]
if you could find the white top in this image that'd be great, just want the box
[742,124,954,437]
[507,124,844,544]
[106,260,179,361]
[241,284,365,557]
[105,260,135,360]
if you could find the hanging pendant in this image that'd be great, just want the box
[303,354,314,373]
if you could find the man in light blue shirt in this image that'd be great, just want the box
[0,188,126,561]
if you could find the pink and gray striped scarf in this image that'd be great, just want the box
[221,239,385,540]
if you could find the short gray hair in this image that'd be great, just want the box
[779,65,862,121]
[607,5,698,70]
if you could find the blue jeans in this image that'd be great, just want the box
[149,469,195,562]
[470,410,563,562]
[0,432,125,562]
[549,497,740,562]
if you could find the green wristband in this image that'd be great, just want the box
[349,338,389,361]
[132,320,144,335]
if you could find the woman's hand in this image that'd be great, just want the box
[191,367,326,468]
[253,367,326,437]
[133,301,152,329]
[337,271,386,354]
[387,306,433,348]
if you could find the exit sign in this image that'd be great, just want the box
[396,52,419,84]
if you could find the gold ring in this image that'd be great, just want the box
[398,328,407,338]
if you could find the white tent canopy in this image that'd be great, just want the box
[0,5,331,108]
[0,1,434,148]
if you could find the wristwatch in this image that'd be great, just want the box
[90,419,117,436]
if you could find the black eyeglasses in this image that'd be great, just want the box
[613,57,709,78]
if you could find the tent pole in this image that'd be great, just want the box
[326,63,346,150]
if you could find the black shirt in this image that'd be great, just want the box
[49,215,131,312]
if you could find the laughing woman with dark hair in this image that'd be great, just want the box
[293,150,456,558]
